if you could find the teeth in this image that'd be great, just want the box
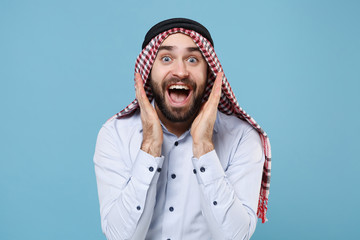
[169,85,189,90]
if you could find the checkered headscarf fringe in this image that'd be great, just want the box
[110,28,271,223]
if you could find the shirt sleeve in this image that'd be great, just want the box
[191,128,265,240]
[93,125,164,240]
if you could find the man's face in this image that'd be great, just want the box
[149,33,208,122]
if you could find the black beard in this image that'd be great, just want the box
[150,78,205,122]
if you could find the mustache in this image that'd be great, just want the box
[161,78,197,90]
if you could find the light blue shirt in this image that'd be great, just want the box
[94,109,265,240]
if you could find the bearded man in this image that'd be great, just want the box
[94,18,271,240]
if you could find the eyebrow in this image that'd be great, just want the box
[158,45,201,53]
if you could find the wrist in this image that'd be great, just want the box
[141,141,162,157]
[193,141,214,159]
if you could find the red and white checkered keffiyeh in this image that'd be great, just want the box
[110,28,272,223]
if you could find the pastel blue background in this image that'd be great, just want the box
[1,0,359,239]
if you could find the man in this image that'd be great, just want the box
[94,18,271,240]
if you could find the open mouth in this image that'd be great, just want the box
[167,84,192,105]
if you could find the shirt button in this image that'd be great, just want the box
[169,206,174,212]
[149,166,154,172]
[213,201,218,206]
[193,169,197,174]
[157,167,162,172]
[200,167,205,172]
[136,206,141,210]
[174,141,178,146]
[171,173,176,179]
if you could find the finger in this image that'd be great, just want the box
[135,73,143,107]
[135,73,153,111]
[208,72,223,108]
[135,73,154,118]
[198,72,222,119]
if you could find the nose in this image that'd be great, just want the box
[172,60,189,79]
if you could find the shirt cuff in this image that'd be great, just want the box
[132,149,164,185]
[192,150,225,185]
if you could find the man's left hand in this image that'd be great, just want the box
[191,72,223,158]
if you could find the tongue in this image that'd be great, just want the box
[169,91,188,103]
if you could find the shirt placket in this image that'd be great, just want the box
[161,130,189,240]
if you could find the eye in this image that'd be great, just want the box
[161,56,172,62]
[187,57,198,63]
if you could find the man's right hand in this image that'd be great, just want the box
[135,73,163,157]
